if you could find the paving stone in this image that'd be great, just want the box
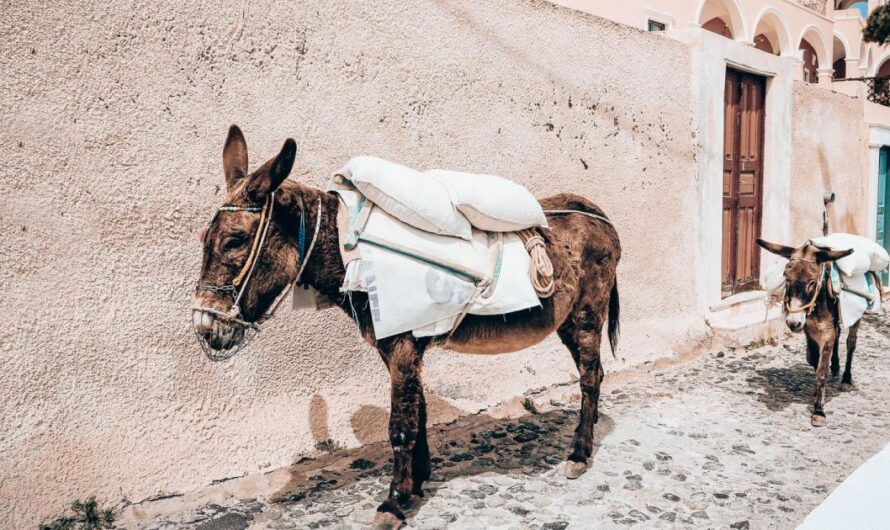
[125,315,890,530]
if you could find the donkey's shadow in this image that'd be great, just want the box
[270,407,615,518]
[747,362,841,412]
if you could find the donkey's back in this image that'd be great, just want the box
[443,193,620,355]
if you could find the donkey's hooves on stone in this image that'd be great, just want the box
[373,510,405,530]
[840,382,857,392]
[810,414,826,427]
[564,460,588,479]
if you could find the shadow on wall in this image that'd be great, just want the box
[307,393,469,453]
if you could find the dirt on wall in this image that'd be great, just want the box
[790,82,869,243]
[0,0,697,526]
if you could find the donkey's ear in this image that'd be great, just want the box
[756,238,795,259]
[245,138,297,201]
[814,247,854,263]
[223,125,248,188]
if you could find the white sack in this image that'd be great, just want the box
[834,267,882,328]
[358,205,540,338]
[332,190,540,339]
[809,233,890,277]
[337,156,472,240]
[428,169,547,232]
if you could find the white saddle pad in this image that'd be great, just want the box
[335,190,540,339]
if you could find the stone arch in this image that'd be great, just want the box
[751,7,793,56]
[875,49,890,77]
[696,0,749,42]
[798,25,830,83]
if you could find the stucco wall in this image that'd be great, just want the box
[790,83,869,243]
[0,0,699,526]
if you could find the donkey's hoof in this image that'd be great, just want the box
[840,382,857,392]
[373,510,405,530]
[564,460,588,479]
[810,414,826,427]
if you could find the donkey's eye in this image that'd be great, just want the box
[807,281,817,291]
[222,235,247,252]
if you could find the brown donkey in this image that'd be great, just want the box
[756,238,859,428]
[192,127,621,528]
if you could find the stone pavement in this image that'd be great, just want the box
[126,314,890,529]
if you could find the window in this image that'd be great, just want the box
[648,19,666,32]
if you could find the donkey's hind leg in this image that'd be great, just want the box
[373,335,429,529]
[841,320,860,392]
[557,306,606,479]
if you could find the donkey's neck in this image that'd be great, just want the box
[276,182,347,299]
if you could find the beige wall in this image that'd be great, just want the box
[0,0,703,526]
[790,82,870,242]
[550,0,890,84]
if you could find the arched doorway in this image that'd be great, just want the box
[698,0,745,41]
[799,28,828,83]
[878,57,890,77]
[835,0,869,18]
[752,9,791,56]
[800,40,820,83]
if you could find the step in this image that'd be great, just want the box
[707,290,785,347]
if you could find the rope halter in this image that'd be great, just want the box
[193,192,322,361]
[783,258,826,315]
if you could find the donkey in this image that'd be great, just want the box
[192,126,621,528]
[756,238,859,428]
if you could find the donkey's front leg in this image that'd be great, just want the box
[810,328,837,427]
[374,336,428,530]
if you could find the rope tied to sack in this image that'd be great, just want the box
[517,228,555,298]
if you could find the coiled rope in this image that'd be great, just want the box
[518,209,616,299]
[517,228,555,298]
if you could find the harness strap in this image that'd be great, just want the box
[543,209,613,226]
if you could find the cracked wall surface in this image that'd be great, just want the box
[0,0,699,526]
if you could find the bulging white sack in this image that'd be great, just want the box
[356,205,540,339]
[427,169,547,232]
[337,156,472,240]
[809,233,890,276]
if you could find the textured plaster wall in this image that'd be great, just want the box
[790,83,869,243]
[0,0,698,526]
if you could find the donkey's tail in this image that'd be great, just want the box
[608,279,620,358]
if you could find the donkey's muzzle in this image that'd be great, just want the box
[192,309,257,361]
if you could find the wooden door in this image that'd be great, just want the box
[722,69,765,298]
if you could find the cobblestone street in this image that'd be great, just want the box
[130,314,890,530]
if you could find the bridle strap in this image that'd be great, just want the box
[230,193,275,312]
[784,262,826,315]
[232,193,272,288]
